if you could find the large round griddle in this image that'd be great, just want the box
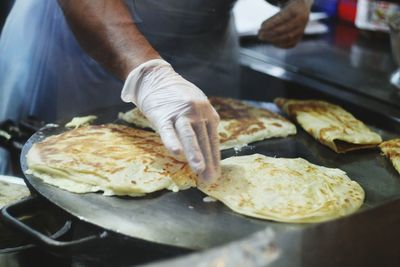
[20,121,297,250]
[19,102,400,251]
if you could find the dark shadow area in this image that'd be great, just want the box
[0,0,14,34]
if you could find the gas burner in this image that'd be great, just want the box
[0,117,45,177]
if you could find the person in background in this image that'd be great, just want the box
[0,0,312,179]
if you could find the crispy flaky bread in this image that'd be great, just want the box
[26,124,197,196]
[380,139,400,174]
[119,97,297,150]
[198,154,364,223]
[0,181,30,208]
[275,98,382,153]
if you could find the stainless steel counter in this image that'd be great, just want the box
[239,20,400,124]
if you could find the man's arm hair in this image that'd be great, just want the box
[58,0,161,80]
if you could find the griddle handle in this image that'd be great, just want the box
[1,195,108,253]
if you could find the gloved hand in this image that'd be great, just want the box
[258,0,312,48]
[121,59,221,182]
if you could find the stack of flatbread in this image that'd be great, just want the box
[199,154,364,223]
[119,97,297,150]
[26,124,197,196]
[275,98,382,153]
[380,139,400,174]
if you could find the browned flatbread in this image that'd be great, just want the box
[26,124,197,196]
[380,139,400,174]
[275,98,382,153]
[198,154,364,223]
[119,97,297,150]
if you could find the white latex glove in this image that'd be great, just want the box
[121,59,221,182]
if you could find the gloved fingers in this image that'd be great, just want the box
[206,106,221,167]
[192,120,217,182]
[158,121,183,156]
[206,115,221,178]
[175,117,205,174]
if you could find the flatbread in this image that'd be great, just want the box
[0,181,30,208]
[119,97,297,150]
[380,139,400,174]
[275,98,382,153]
[198,154,364,223]
[65,115,97,128]
[26,124,197,196]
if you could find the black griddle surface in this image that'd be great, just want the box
[20,102,400,250]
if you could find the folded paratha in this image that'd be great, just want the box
[275,98,382,153]
[198,154,364,223]
[119,97,297,150]
[26,124,197,196]
[380,139,400,175]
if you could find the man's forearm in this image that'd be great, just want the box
[58,0,160,80]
